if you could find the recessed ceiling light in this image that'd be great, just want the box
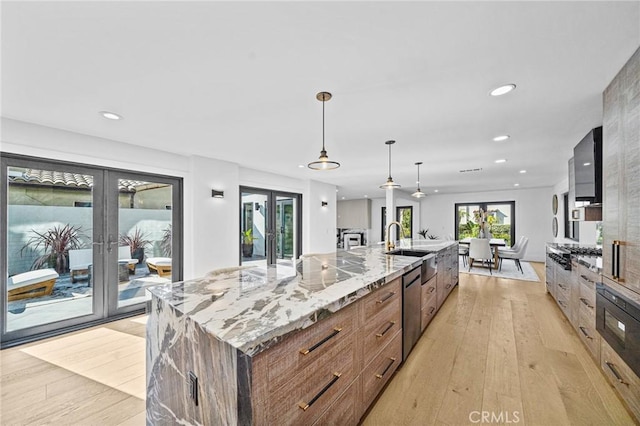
[519,170,527,174]
[434,189,439,193]
[364,195,368,198]
[298,164,305,168]
[99,111,122,120]
[493,135,510,142]
[495,159,507,164]
[514,183,520,187]
[583,162,591,166]
[341,196,345,200]
[490,84,516,96]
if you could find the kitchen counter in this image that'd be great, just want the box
[146,240,457,425]
[147,239,453,356]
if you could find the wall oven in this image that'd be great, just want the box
[596,281,640,377]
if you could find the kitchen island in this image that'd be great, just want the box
[146,240,458,425]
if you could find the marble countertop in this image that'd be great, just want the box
[147,240,456,356]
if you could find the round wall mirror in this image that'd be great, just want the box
[552,194,558,215]
[552,217,558,237]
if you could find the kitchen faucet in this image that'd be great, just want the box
[385,221,404,251]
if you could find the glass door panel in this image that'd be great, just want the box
[486,203,513,246]
[114,175,175,310]
[3,161,103,338]
[276,196,295,264]
[240,191,269,268]
[457,204,481,239]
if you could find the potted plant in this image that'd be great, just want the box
[242,229,254,258]
[160,224,172,257]
[418,229,429,239]
[21,224,86,274]
[119,227,151,264]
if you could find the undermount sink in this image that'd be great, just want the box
[386,249,434,257]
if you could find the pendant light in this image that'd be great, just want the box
[379,140,401,189]
[308,91,340,170]
[412,162,426,198]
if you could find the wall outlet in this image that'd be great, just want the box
[188,371,198,406]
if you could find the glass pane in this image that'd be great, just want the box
[6,166,95,331]
[604,309,625,344]
[241,192,268,268]
[457,204,481,239]
[276,196,296,267]
[396,206,412,238]
[117,179,173,309]
[486,203,512,246]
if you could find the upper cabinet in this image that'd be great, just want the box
[337,199,371,229]
[568,127,603,221]
[602,47,640,294]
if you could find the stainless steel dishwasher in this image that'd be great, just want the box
[402,266,422,361]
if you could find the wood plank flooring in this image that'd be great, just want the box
[0,262,636,425]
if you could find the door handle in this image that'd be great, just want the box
[92,238,104,254]
[106,235,118,253]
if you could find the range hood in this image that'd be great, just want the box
[574,126,602,204]
[570,126,603,221]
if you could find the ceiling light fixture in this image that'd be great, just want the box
[490,84,516,96]
[493,135,510,142]
[308,92,340,170]
[583,162,591,166]
[434,189,439,193]
[495,159,507,164]
[514,183,520,187]
[412,162,426,198]
[99,111,122,120]
[380,140,401,189]
[520,169,527,174]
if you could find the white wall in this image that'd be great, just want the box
[420,187,554,262]
[2,118,337,279]
[551,177,599,246]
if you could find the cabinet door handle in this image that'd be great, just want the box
[299,327,342,355]
[580,274,593,284]
[376,291,396,304]
[580,298,594,309]
[376,321,396,338]
[428,306,435,315]
[579,326,593,340]
[616,242,625,283]
[605,361,628,385]
[612,242,617,279]
[375,357,397,379]
[298,372,342,410]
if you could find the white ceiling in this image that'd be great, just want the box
[2,1,639,200]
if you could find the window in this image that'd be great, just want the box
[455,201,515,246]
[381,206,413,241]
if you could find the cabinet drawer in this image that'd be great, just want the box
[578,291,596,322]
[576,309,600,361]
[264,302,358,393]
[361,330,402,410]
[421,293,438,331]
[600,339,640,420]
[360,278,401,324]
[361,294,401,367]
[578,275,597,308]
[556,293,570,319]
[268,336,357,426]
[421,276,437,307]
[313,380,358,426]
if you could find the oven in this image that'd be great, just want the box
[596,280,640,377]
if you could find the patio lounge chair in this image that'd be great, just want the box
[69,247,140,282]
[8,269,59,301]
[146,257,172,277]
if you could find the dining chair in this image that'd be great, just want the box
[458,244,469,266]
[468,238,493,274]
[498,238,529,273]
[497,235,526,255]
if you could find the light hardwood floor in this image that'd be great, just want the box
[0,263,636,425]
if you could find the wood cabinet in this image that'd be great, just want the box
[421,275,437,332]
[600,339,640,420]
[337,199,371,229]
[602,47,640,295]
[436,248,455,309]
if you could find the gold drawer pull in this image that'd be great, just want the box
[580,298,594,309]
[300,327,342,355]
[375,357,397,379]
[605,361,628,385]
[298,372,342,411]
[579,326,593,340]
[375,321,396,338]
[376,291,396,304]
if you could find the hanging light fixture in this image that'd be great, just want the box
[308,91,340,170]
[412,162,426,198]
[379,140,401,189]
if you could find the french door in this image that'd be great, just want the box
[1,154,182,346]
[240,187,301,267]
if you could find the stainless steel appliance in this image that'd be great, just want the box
[402,266,422,361]
[596,282,640,377]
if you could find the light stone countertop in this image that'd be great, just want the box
[147,239,456,356]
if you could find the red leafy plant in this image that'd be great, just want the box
[21,224,87,273]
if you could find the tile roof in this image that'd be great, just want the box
[9,169,163,192]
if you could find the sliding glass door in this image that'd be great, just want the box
[1,154,182,346]
[455,201,515,246]
[240,187,301,267]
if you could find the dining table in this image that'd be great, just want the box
[459,237,507,267]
